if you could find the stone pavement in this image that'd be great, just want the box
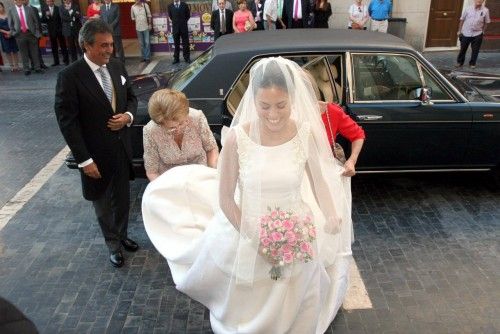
[0,166,498,333]
[0,50,499,334]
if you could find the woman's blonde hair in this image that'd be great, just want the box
[148,89,189,124]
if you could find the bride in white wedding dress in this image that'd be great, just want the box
[142,57,354,333]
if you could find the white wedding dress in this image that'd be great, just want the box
[142,124,353,334]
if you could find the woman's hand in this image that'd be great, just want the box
[324,216,341,234]
[342,158,356,177]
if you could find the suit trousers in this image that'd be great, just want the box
[91,145,130,252]
[66,32,82,62]
[15,31,40,71]
[173,29,189,61]
[457,34,483,66]
[112,35,125,63]
[49,33,69,65]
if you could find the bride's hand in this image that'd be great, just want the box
[324,216,341,234]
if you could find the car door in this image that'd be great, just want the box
[346,52,472,170]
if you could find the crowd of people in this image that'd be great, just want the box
[209,0,392,38]
[0,0,492,71]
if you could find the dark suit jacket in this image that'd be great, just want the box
[248,0,265,24]
[282,0,311,28]
[100,3,121,36]
[54,58,138,200]
[7,5,40,38]
[59,4,82,37]
[167,2,190,34]
[41,5,63,36]
[210,8,233,39]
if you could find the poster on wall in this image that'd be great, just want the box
[150,9,214,53]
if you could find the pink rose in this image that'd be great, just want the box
[259,228,268,238]
[271,211,278,219]
[271,249,279,257]
[300,242,310,253]
[284,231,297,245]
[271,232,283,242]
[279,211,286,218]
[281,244,292,254]
[308,227,316,238]
[261,237,271,247]
[283,252,294,264]
[272,220,283,229]
[283,219,294,230]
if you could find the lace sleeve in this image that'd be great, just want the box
[143,122,160,175]
[196,110,218,152]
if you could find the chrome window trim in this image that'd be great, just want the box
[349,52,465,104]
[346,51,354,104]
[351,99,457,104]
[357,168,491,174]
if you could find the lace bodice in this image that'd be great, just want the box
[235,123,310,208]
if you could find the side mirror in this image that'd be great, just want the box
[415,87,433,105]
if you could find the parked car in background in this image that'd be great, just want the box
[66,29,500,179]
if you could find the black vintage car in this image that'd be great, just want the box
[67,29,500,178]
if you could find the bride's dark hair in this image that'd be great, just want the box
[251,58,295,93]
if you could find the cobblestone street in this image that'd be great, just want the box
[0,52,499,333]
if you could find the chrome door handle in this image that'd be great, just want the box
[357,115,383,121]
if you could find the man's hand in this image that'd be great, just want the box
[107,113,131,131]
[342,159,356,177]
[82,162,102,179]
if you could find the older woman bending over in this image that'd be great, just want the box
[143,89,219,181]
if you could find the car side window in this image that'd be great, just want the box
[226,56,330,115]
[421,68,454,101]
[352,54,422,101]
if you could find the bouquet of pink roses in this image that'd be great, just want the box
[259,207,316,280]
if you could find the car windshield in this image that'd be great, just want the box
[171,49,214,91]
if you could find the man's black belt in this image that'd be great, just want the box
[372,18,387,21]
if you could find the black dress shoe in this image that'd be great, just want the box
[121,238,139,252]
[110,250,124,267]
[24,71,31,76]
[41,64,48,69]
[172,59,180,64]
[34,69,44,74]
[51,63,60,67]
[184,58,191,63]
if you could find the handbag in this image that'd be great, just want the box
[351,22,363,30]
[324,106,347,164]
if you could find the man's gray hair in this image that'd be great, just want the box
[78,19,113,50]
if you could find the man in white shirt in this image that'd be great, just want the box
[456,0,490,69]
[263,0,277,29]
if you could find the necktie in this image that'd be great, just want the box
[18,7,28,33]
[221,10,226,33]
[293,0,299,20]
[97,67,113,104]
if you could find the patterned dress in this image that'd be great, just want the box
[143,108,218,176]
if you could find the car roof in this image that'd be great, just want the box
[213,29,416,56]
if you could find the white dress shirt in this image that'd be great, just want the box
[78,54,133,167]
[264,0,277,22]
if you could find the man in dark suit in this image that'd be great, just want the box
[101,0,124,63]
[248,0,265,30]
[54,19,138,268]
[210,0,233,40]
[7,0,42,74]
[41,0,69,66]
[282,0,310,28]
[60,0,83,62]
[168,0,190,64]
[26,0,48,69]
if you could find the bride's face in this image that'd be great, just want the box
[255,85,291,133]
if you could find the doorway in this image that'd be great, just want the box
[425,0,463,47]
